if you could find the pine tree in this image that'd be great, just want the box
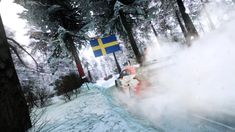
[90,0,149,64]
[17,0,90,80]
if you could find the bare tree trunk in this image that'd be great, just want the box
[119,10,142,64]
[176,0,199,39]
[175,10,191,45]
[150,22,158,38]
[201,0,215,30]
[0,16,31,131]
[64,33,85,80]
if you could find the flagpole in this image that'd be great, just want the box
[86,66,93,82]
[113,52,121,73]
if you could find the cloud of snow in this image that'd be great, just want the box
[198,1,235,33]
[115,14,235,129]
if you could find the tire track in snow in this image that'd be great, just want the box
[103,86,235,132]
[102,86,165,132]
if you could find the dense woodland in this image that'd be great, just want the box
[0,0,235,131]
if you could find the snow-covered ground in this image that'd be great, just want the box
[31,76,235,132]
[31,80,157,132]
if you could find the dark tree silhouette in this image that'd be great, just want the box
[176,0,199,39]
[0,15,31,131]
[119,9,142,64]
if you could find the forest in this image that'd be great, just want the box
[1,0,235,131]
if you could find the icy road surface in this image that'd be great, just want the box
[33,81,235,132]
[33,83,158,132]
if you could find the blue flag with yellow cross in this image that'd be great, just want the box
[90,35,121,57]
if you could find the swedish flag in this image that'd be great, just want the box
[90,35,121,57]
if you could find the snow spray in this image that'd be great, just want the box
[114,16,235,131]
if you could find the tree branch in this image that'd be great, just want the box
[7,37,39,70]
[9,44,30,68]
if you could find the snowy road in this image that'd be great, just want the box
[34,84,157,132]
[34,82,235,132]
[106,87,235,132]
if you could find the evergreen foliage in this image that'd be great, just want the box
[54,72,83,101]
